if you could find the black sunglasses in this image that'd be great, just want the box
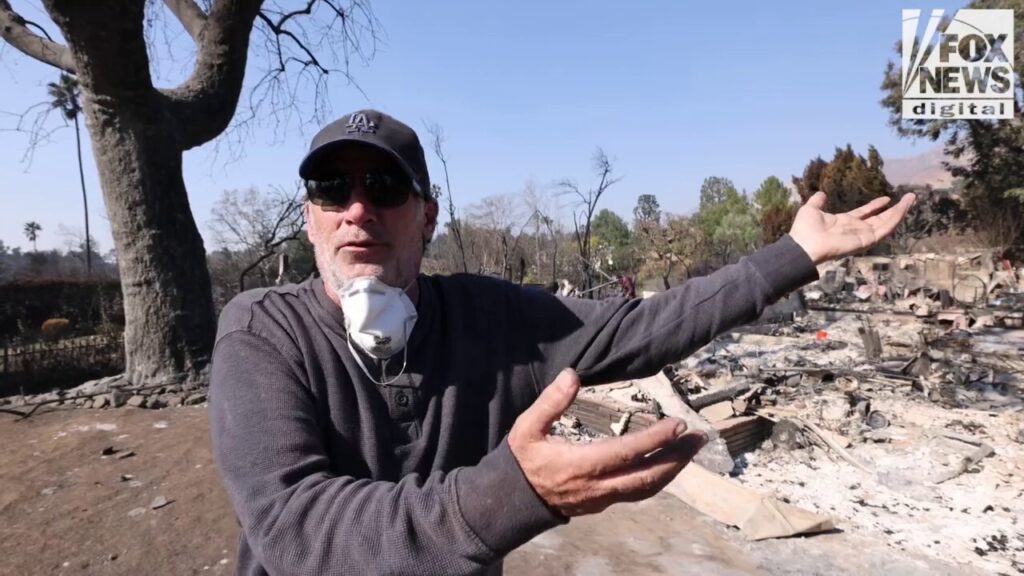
[304,170,417,209]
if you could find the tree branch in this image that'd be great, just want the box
[162,0,208,42]
[223,0,379,149]
[165,0,379,151]
[0,101,65,167]
[256,10,325,73]
[162,0,263,150]
[0,0,75,72]
[269,0,317,29]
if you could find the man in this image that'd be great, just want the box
[211,109,914,576]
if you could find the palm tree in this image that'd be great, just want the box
[23,221,42,252]
[47,73,91,275]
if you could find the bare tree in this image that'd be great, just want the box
[208,185,304,292]
[467,192,536,281]
[0,0,379,387]
[56,223,100,275]
[522,181,562,284]
[540,214,563,284]
[558,148,620,296]
[889,184,970,254]
[975,201,1024,257]
[425,123,468,273]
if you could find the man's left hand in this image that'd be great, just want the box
[789,191,915,265]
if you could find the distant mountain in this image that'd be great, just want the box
[882,146,964,189]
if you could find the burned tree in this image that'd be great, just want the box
[522,182,563,285]
[0,0,378,386]
[559,148,620,296]
[466,192,536,281]
[208,185,305,293]
[888,184,970,253]
[425,123,469,274]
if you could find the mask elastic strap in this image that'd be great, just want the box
[346,332,410,387]
[402,276,419,298]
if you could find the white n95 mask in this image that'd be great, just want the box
[338,276,418,385]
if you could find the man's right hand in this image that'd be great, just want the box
[508,368,708,517]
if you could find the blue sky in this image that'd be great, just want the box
[0,0,967,252]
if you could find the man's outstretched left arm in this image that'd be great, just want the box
[525,192,915,387]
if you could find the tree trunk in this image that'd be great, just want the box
[90,109,215,385]
[47,0,216,386]
[500,234,510,281]
[661,259,674,291]
[550,234,558,284]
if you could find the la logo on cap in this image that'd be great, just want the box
[346,112,378,134]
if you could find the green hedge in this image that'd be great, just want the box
[0,278,123,343]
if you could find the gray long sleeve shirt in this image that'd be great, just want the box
[210,235,818,576]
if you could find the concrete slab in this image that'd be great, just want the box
[506,491,986,576]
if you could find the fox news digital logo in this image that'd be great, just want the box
[901,9,1014,119]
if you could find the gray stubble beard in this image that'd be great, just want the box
[311,199,427,296]
[313,242,353,297]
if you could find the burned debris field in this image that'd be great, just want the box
[559,251,1024,575]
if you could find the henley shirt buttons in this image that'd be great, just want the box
[395,391,410,407]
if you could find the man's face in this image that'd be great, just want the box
[304,144,438,293]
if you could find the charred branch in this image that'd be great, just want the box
[558,148,621,293]
[426,122,469,273]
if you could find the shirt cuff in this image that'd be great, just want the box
[746,234,820,301]
[454,439,567,557]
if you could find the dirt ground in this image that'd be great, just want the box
[0,405,993,575]
[0,405,237,576]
